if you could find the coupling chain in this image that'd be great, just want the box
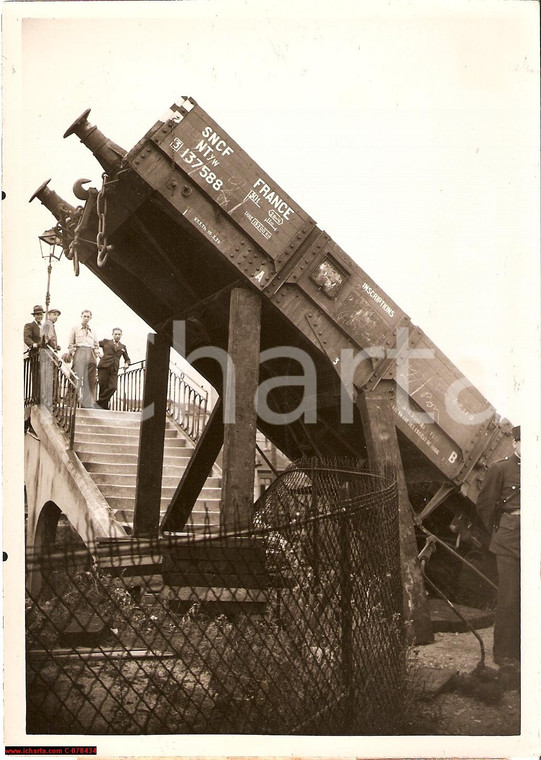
[96,172,110,267]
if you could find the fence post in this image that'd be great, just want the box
[310,460,320,586]
[340,503,353,732]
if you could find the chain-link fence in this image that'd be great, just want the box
[26,460,406,735]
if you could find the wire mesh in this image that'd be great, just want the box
[26,459,406,735]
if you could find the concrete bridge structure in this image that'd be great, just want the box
[24,354,222,595]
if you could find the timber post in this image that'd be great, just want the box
[161,397,224,532]
[219,287,262,534]
[357,382,434,644]
[133,331,171,536]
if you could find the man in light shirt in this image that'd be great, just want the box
[68,309,100,408]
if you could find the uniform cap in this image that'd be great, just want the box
[31,305,45,314]
[512,425,520,441]
[48,308,61,315]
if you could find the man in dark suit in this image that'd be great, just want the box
[476,425,521,670]
[24,305,45,411]
[24,305,45,352]
[97,328,131,409]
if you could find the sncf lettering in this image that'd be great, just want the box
[253,178,294,221]
[200,127,234,156]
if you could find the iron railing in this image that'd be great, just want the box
[166,366,209,441]
[24,348,79,447]
[111,361,209,442]
[109,360,145,413]
[26,353,209,447]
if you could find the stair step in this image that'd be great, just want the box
[76,409,144,421]
[73,428,182,442]
[79,457,192,470]
[99,484,221,499]
[90,472,222,488]
[82,461,220,478]
[114,509,220,526]
[75,417,144,430]
[106,495,221,510]
[75,410,184,430]
[75,442,191,457]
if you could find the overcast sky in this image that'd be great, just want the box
[4,0,540,424]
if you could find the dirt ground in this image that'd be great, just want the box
[406,625,520,735]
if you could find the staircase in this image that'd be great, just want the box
[73,408,222,535]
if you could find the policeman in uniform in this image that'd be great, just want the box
[476,425,520,668]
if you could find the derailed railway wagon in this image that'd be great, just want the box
[31,97,513,631]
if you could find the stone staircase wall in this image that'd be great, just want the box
[73,409,221,534]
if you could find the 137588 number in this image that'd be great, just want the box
[170,139,223,190]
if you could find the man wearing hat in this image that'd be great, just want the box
[24,305,45,412]
[24,305,45,352]
[40,308,61,351]
[38,308,62,410]
[476,425,521,669]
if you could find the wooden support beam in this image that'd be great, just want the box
[220,287,262,534]
[161,398,224,532]
[133,331,170,536]
[357,382,434,644]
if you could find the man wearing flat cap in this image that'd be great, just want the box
[476,425,521,670]
[40,308,61,351]
[24,305,45,353]
[39,308,62,410]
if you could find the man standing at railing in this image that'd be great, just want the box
[68,309,100,408]
[24,304,45,353]
[40,307,61,351]
[97,328,130,409]
[24,305,45,425]
[39,307,62,410]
